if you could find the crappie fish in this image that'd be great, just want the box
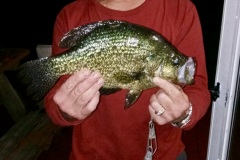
[18,20,195,109]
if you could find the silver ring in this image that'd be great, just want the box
[155,106,165,116]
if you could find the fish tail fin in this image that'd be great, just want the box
[17,57,58,101]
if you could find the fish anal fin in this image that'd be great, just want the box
[124,90,142,109]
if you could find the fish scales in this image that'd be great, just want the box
[51,25,153,87]
[18,20,196,108]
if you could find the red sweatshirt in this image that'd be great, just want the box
[44,0,211,159]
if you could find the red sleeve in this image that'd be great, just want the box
[173,3,211,129]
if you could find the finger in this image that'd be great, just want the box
[55,72,103,119]
[149,94,166,116]
[68,71,102,104]
[74,76,104,107]
[54,69,91,104]
[149,100,178,125]
[154,86,189,118]
[63,69,92,93]
[80,91,101,118]
[154,89,173,107]
[149,103,168,125]
[150,88,183,121]
[153,77,183,101]
[149,94,161,111]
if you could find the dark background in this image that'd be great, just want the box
[0,0,73,47]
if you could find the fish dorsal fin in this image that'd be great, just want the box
[59,20,126,48]
[125,90,142,109]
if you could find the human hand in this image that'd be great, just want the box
[148,77,191,125]
[53,69,104,121]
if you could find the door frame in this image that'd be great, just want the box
[207,0,240,159]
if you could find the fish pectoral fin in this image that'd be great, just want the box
[99,87,121,95]
[124,90,142,109]
[115,71,145,84]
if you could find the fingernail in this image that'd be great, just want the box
[97,78,104,85]
[81,68,91,77]
[92,71,101,78]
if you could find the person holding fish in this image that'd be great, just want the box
[22,0,211,159]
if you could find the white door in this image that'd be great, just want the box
[207,0,240,159]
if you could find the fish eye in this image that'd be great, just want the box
[169,53,180,66]
[146,54,154,61]
[172,57,180,66]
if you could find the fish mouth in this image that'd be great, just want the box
[177,57,196,84]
